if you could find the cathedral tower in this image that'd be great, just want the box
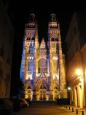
[48,14,67,99]
[20,13,39,100]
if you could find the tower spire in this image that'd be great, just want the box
[48,13,67,99]
[29,13,36,23]
[48,13,58,29]
[50,13,57,22]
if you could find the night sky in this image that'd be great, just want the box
[8,0,85,54]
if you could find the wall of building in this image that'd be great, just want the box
[66,12,86,108]
[81,43,86,107]
[0,1,14,98]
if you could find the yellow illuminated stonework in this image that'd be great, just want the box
[20,13,67,101]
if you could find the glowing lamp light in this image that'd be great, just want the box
[67,86,71,91]
[75,68,82,76]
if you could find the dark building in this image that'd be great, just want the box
[0,0,15,98]
[65,12,86,108]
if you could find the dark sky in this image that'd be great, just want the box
[9,0,86,38]
[8,0,86,53]
[7,0,86,59]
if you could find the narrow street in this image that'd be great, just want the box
[12,103,86,115]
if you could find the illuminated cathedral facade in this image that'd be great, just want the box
[20,13,67,101]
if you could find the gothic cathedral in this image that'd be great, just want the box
[20,13,67,101]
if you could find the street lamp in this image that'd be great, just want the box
[67,86,71,91]
[75,68,82,77]
[75,68,83,87]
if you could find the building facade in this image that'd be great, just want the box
[66,12,86,108]
[20,13,67,101]
[0,1,14,98]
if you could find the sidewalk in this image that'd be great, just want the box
[61,105,86,115]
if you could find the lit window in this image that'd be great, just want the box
[32,57,34,60]
[30,57,32,59]
[30,56,34,60]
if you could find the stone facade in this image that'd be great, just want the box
[20,13,67,101]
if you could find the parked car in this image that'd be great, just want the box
[0,98,13,115]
